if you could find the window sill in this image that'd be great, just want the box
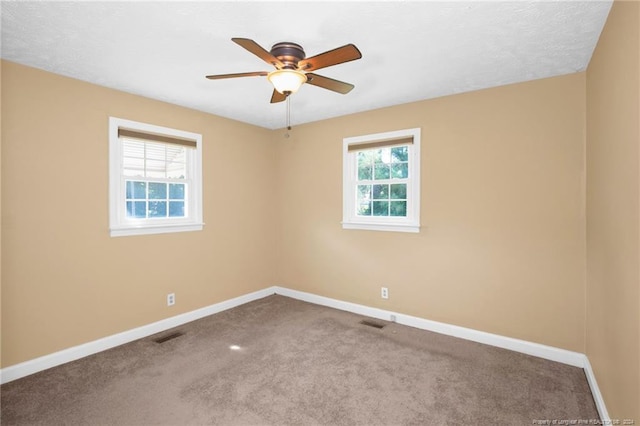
[110,222,204,237]
[341,221,420,233]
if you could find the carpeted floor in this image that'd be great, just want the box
[1,295,598,425]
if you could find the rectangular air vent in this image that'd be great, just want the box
[359,320,385,329]
[153,331,184,343]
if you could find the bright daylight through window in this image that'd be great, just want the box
[109,117,203,237]
[342,128,420,233]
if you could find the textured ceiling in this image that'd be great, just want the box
[1,1,612,129]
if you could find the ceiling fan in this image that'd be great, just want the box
[206,38,362,103]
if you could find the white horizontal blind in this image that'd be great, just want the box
[122,138,188,179]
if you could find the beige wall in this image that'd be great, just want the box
[1,61,278,367]
[586,0,640,420]
[2,63,589,368]
[276,73,587,352]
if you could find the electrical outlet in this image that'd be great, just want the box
[167,293,175,306]
[381,287,389,299]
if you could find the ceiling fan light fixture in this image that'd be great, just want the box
[268,69,306,94]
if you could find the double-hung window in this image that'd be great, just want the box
[342,128,421,233]
[109,117,203,237]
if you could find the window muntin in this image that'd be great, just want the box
[343,128,420,233]
[109,117,203,237]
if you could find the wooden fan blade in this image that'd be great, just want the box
[206,71,268,80]
[305,73,354,94]
[232,38,284,69]
[298,44,362,72]
[270,90,287,104]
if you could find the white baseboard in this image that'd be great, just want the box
[273,286,586,367]
[583,356,610,422]
[0,284,609,422]
[273,287,610,419]
[0,287,276,384]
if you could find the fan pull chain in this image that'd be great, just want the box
[287,95,292,131]
[284,95,292,138]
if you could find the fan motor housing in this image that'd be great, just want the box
[270,42,305,68]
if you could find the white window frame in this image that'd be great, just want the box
[342,128,421,233]
[109,117,203,237]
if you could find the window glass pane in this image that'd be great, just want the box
[149,182,167,199]
[167,162,187,179]
[129,181,146,199]
[149,201,167,218]
[169,201,185,217]
[391,146,408,162]
[390,184,407,199]
[145,159,166,178]
[391,163,408,179]
[357,152,373,180]
[375,148,392,164]
[372,184,389,199]
[373,201,389,216]
[358,162,372,181]
[169,183,185,200]
[374,164,390,180]
[357,185,371,202]
[126,201,147,218]
[357,201,372,216]
[390,201,407,217]
[146,170,165,178]
[123,157,145,177]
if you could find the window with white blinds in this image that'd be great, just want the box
[342,128,421,233]
[109,117,203,237]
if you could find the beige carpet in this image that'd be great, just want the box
[1,295,598,425]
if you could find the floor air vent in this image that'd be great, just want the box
[153,331,184,344]
[359,320,385,329]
